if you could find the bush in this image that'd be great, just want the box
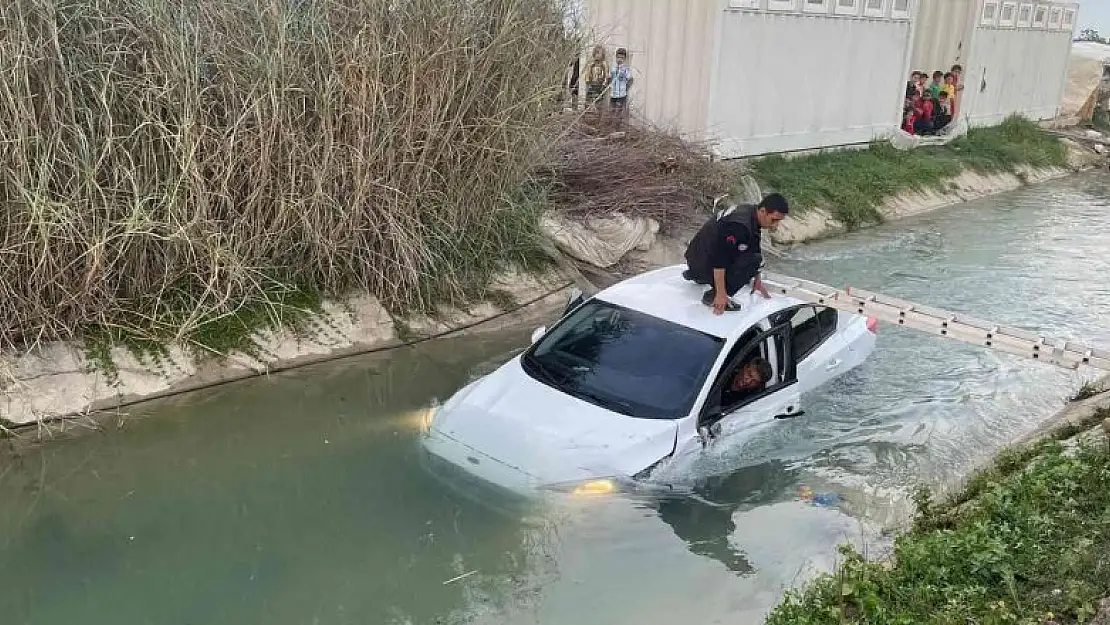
[767,435,1110,625]
[0,0,577,351]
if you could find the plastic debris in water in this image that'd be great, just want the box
[798,485,840,507]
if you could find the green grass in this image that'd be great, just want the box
[746,116,1069,229]
[766,409,1110,625]
[81,282,324,382]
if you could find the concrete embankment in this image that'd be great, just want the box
[1,271,575,429]
[2,137,1106,432]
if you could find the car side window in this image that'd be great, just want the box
[702,324,796,424]
[790,305,839,361]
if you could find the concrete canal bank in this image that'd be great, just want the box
[2,125,1108,431]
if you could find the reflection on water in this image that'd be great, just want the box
[2,174,1110,625]
[653,459,803,576]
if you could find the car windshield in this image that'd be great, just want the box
[521,299,725,420]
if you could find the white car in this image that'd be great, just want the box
[419,264,877,499]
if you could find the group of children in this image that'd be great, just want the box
[902,65,963,136]
[567,44,634,124]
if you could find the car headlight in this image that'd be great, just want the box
[414,403,439,435]
[542,477,622,497]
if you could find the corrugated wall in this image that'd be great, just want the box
[910,0,975,73]
[964,28,1074,124]
[709,8,913,157]
[583,0,718,137]
[961,1,1079,125]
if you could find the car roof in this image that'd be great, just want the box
[592,265,802,340]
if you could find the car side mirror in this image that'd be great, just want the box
[562,290,585,317]
[701,407,725,426]
[531,326,547,344]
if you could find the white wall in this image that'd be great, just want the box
[709,0,915,157]
[910,0,976,73]
[583,0,718,136]
[961,1,1079,125]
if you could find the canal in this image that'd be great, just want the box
[3,173,1109,625]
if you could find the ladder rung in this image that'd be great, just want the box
[762,274,1110,372]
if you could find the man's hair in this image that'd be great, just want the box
[748,357,773,383]
[758,193,789,215]
[933,71,943,79]
[615,47,627,57]
[944,72,954,80]
[951,64,963,72]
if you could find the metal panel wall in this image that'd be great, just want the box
[910,0,976,74]
[583,0,718,137]
[709,6,914,157]
[961,1,1078,125]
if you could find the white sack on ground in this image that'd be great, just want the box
[540,212,660,269]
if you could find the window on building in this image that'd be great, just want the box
[1048,6,1062,29]
[835,0,859,15]
[981,1,999,25]
[804,0,830,13]
[864,0,886,17]
[728,0,761,9]
[768,0,799,11]
[1063,9,1075,27]
[999,2,1016,24]
[1017,3,1033,26]
[892,0,910,19]
[1033,5,1047,27]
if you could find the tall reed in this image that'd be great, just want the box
[0,0,578,349]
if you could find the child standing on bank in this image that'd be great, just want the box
[609,48,634,126]
[584,44,609,111]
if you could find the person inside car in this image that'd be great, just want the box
[722,358,772,406]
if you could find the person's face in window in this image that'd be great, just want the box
[732,365,765,392]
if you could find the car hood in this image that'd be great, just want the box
[432,357,679,486]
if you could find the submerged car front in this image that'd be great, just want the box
[419,297,726,498]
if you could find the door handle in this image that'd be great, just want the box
[826,359,841,370]
[774,410,806,420]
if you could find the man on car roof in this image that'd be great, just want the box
[683,193,789,314]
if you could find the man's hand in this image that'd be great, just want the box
[713,291,729,315]
[754,278,771,299]
[712,268,728,315]
[714,290,732,315]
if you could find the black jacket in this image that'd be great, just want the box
[684,204,762,276]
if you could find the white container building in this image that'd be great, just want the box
[581,0,1080,157]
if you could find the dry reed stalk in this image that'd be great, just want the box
[0,0,579,351]
[546,117,734,225]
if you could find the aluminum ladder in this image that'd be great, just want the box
[761,272,1110,372]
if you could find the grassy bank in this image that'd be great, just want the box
[766,409,1110,625]
[747,116,1070,228]
[0,0,576,358]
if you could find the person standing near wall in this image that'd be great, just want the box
[609,48,634,127]
[950,64,964,117]
[584,45,609,118]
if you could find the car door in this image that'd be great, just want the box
[779,305,846,395]
[698,322,802,441]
